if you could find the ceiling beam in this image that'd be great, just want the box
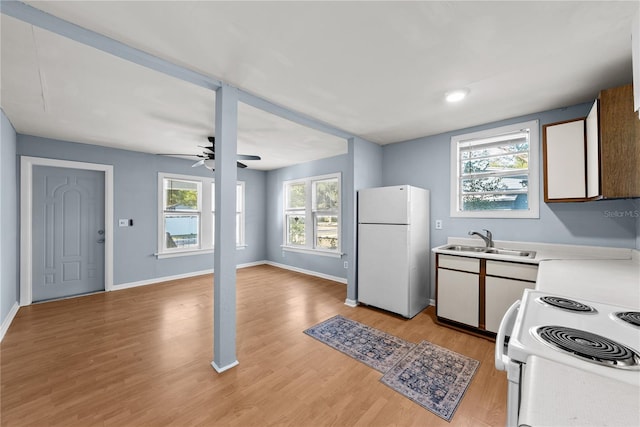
[237,90,353,140]
[1,0,222,91]
[1,0,359,142]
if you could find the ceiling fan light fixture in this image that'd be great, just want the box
[203,159,215,170]
[445,88,469,103]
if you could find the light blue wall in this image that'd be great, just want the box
[265,154,349,279]
[348,137,383,301]
[1,110,19,330]
[383,102,638,250]
[17,135,267,286]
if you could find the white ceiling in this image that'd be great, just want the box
[1,1,638,170]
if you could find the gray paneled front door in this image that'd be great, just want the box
[32,166,105,302]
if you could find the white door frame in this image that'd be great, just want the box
[20,156,114,305]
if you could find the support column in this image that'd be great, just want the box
[211,83,239,373]
[345,137,358,306]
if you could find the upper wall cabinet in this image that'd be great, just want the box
[543,83,640,202]
[543,118,586,201]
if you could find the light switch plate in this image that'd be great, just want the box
[118,219,128,227]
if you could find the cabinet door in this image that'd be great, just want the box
[598,84,640,198]
[585,100,601,198]
[485,277,534,333]
[437,268,479,327]
[543,119,586,201]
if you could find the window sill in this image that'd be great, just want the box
[450,209,539,219]
[156,245,246,259]
[281,245,343,258]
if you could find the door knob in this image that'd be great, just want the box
[98,230,105,235]
[97,238,105,243]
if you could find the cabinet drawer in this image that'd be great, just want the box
[438,254,480,273]
[486,260,538,282]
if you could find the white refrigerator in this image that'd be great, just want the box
[357,185,430,318]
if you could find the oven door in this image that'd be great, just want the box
[519,355,640,426]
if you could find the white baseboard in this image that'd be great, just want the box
[237,260,267,269]
[264,261,347,284]
[0,302,20,342]
[112,269,214,290]
[211,359,239,373]
[112,261,269,291]
[344,298,358,307]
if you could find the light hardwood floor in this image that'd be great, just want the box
[1,265,507,426]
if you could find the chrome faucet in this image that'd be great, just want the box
[469,229,493,247]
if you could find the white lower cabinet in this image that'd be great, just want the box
[485,276,534,333]
[437,268,479,327]
[436,254,538,336]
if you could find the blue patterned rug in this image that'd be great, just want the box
[380,340,479,421]
[304,316,479,422]
[303,315,415,372]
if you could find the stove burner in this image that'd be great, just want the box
[536,325,640,369]
[615,312,640,328]
[537,296,597,313]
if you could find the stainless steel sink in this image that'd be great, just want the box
[484,248,536,258]
[442,245,488,253]
[441,244,536,258]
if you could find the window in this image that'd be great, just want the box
[212,181,244,247]
[450,120,539,218]
[163,178,201,249]
[157,172,245,257]
[283,173,341,256]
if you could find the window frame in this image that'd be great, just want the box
[157,172,245,258]
[450,120,540,219]
[211,181,245,250]
[282,173,342,257]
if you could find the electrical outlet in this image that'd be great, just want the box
[344,261,348,269]
[435,219,443,230]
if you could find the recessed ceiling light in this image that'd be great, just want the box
[445,89,469,103]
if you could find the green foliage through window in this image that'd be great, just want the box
[284,174,340,251]
[458,132,531,211]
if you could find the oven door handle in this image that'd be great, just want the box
[495,299,520,371]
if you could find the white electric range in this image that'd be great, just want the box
[495,289,640,426]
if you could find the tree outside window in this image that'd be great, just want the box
[451,120,539,218]
[283,174,341,253]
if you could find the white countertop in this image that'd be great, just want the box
[432,238,634,265]
[536,257,640,309]
[433,237,639,307]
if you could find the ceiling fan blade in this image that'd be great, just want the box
[192,159,205,168]
[237,154,261,161]
[203,136,259,168]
